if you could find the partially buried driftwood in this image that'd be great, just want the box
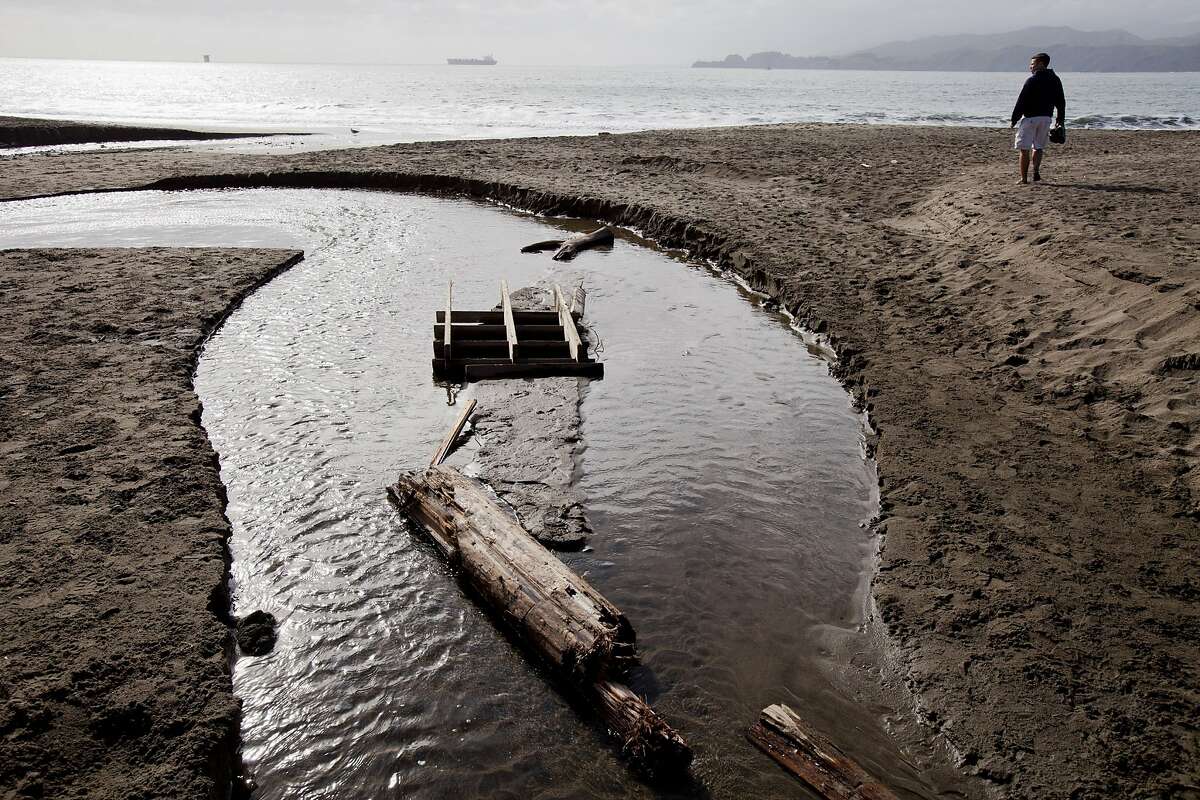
[521,227,615,261]
[748,704,899,800]
[387,465,692,774]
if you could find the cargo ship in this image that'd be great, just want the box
[447,55,497,65]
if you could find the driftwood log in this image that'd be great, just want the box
[589,679,691,771]
[521,227,615,261]
[387,465,691,774]
[748,704,899,800]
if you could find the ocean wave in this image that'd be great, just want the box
[1069,113,1199,129]
[841,111,1004,127]
[838,110,1199,130]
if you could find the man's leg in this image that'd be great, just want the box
[1018,149,1031,184]
[1032,148,1044,181]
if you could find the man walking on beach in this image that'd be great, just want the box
[1010,52,1066,184]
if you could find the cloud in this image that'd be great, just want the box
[2,0,1198,63]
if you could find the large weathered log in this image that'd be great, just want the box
[520,227,615,261]
[388,466,635,682]
[748,704,899,800]
[387,465,692,774]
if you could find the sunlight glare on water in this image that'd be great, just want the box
[1,59,1196,154]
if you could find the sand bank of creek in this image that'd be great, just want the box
[1,122,1197,800]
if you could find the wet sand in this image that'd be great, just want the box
[1,124,1198,799]
[469,284,593,549]
[0,248,301,799]
[0,116,297,149]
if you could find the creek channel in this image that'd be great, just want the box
[0,189,969,799]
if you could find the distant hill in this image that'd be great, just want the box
[694,26,1200,72]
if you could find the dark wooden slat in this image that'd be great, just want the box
[444,282,453,362]
[432,359,603,380]
[434,323,564,339]
[435,340,576,359]
[463,361,604,380]
[451,356,598,366]
[436,310,580,324]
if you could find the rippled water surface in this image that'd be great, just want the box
[0,190,969,799]
[2,58,1197,154]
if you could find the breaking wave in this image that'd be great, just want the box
[1069,113,1199,129]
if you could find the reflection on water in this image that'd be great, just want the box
[0,189,968,799]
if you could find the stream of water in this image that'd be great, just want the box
[0,189,971,799]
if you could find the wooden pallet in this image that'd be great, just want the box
[432,281,604,381]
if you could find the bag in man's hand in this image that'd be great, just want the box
[1049,125,1066,144]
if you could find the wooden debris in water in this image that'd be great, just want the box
[387,464,691,774]
[520,227,615,261]
[590,679,691,772]
[428,398,477,468]
[748,703,899,800]
[433,280,603,380]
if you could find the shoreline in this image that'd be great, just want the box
[1,123,1197,799]
[0,115,305,149]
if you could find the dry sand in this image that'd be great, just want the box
[1,122,1197,799]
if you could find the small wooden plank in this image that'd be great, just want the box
[571,285,586,316]
[554,284,583,362]
[748,704,898,800]
[500,280,519,362]
[429,398,477,468]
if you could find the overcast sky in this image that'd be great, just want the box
[3,0,1199,65]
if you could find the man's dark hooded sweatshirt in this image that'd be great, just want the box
[1011,69,1066,126]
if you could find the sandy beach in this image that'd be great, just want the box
[0,247,302,799]
[1,122,1197,799]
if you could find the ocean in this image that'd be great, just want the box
[2,58,1198,151]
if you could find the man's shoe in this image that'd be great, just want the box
[1033,172,1042,182]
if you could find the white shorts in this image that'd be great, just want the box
[1014,116,1053,151]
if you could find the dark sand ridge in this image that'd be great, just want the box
[0,124,1197,798]
[0,116,302,149]
[0,249,302,799]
